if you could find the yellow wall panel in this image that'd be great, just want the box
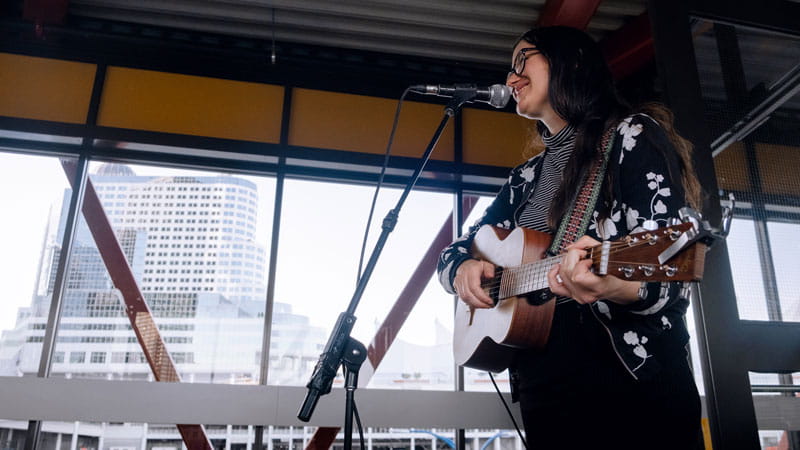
[288,89,454,161]
[0,53,95,124]
[756,142,800,197]
[462,108,532,168]
[713,142,752,194]
[98,67,283,143]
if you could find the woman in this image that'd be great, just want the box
[438,26,704,449]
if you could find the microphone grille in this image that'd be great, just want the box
[488,84,512,108]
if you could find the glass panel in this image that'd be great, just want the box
[0,423,529,450]
[0,152,78,377]
[0,421,277,450]
[694,19,800,323]
[749,371,799,450]
[48,162,275,384]
[766,222,800,322]
[725,218,770,320]
[271,179,454,389]
[369,428,461,449]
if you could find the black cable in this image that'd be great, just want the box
[356,87,412,283]
[489,372,528,449]
[353,400,366,450]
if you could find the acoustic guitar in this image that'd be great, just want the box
[453,221,707,372]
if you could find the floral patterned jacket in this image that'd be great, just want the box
[438,114,693,380]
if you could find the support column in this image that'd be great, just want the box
[69,422,78,450]
[647,1,759,449]
[98,422,105,450]
[141,423,148,450]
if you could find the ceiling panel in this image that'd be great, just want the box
[67,0,647,66]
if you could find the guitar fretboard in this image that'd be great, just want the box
[486,255,563,300]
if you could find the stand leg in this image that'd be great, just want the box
[342,338,367,450]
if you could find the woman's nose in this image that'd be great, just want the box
[506,73,518,86]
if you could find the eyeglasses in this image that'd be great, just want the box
[507,47,540,80]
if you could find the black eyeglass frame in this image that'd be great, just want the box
[507,47,540,80]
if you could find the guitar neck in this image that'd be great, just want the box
[486,223,706,302]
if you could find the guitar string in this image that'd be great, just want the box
[480,237,660,291]
[480,234,683,297]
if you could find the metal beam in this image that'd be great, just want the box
[23,0,69,25]
[711,61,800,156]
[600,12,654,80]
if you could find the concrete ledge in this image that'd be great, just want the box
[0,377,520,428]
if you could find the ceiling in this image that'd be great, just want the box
[64,0,647,67]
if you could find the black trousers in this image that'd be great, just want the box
[515,305,702,450]
[518,358,701,449]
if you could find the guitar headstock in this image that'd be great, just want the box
[592,222,706,282]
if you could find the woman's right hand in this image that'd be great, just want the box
[453,259,496,309]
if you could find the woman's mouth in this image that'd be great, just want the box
[513,85,526,101]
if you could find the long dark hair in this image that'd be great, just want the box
[515,26,702,227]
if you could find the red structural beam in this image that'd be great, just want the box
[600,12,654,80]
[61,160,213,450]
[535,0,655,81]
[537,0,601,29]
[23,0,69,25]
[306,196,480,450]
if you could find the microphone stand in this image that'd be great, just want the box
[297,91,477,447]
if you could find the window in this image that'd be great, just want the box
[0,152,77,376]
[271,180,456,390]
[42,162,277,384]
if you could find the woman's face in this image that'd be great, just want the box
[506,41,552,120]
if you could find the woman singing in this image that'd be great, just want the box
[438,26,705,449]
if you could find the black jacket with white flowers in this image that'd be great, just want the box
[438,114,693,380]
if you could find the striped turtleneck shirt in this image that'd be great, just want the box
[517,123,577,232]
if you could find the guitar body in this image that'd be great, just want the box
[453,226,556,373]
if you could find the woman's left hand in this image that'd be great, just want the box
[547,235,640,305]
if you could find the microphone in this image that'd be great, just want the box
[410,84,512,108]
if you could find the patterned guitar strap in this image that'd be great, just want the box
[547,125,617,256]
